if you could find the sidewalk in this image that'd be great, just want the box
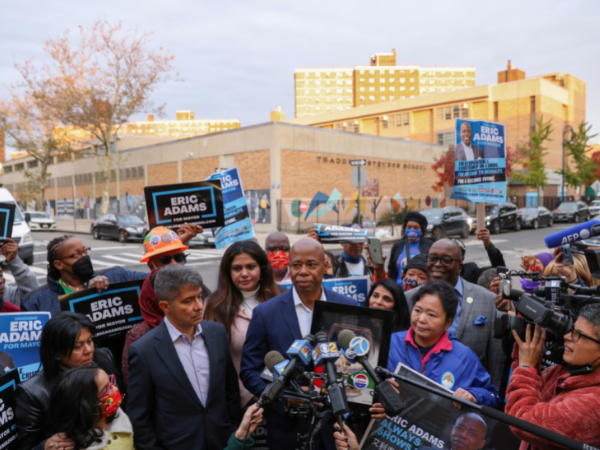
[53,219,403,247]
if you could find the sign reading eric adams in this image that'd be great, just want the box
[0,370,19,450]
[144,180,225,230]
[59,280,144,343]
[450,119,507,205]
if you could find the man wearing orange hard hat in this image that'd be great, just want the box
[140,224,203,270]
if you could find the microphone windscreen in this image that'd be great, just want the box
[303,334,317,346]
[264,351,285,371]
[544,220,600,248]
[315,331,328,343]
[337,330,356,350]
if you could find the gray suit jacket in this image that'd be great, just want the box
[404,277,503,388]
[455,142,485,161]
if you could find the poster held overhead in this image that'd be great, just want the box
[144,180,225,230]
[312,224,373,244]
[0,202,16,243]
[450,119,507,205]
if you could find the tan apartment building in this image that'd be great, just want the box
[295,50,476,117]
[289,62,586,197]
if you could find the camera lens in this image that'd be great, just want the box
[494,314,527,341]
[545,311,573,337]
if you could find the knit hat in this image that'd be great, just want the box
[535,252,554,269]
[404,253,428,275]
[403,211,428,232]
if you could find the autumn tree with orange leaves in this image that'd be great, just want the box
[19,19,178,214]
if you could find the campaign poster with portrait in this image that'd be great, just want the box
[206,167,255,249]
[0,312,50,382]
[450,119,507,205]
[311,302,394,413]
[59,280,144,343]
[360,363,521,450]
[0,369,19,450]
[144,180,225,229]
[278,276,371,307]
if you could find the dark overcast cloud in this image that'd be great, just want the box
[1,0,599,155]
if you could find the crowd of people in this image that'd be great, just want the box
[1,210,599,450]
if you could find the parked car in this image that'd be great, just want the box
[518,206,553,229]
[552,201,590,223]
[588,200,600,216]
[24,211,57,231]
[470,203,522,234]
[421,207,470,241]
[0,188,34,265]
[187,229,216,248]
[91,214,148,242]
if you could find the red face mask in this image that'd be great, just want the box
[99,374,122,418]
[268,250,289,271]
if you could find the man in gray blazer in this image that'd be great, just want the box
[404,238,503,388]
[455,122,485,161]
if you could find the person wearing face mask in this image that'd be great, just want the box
[16,312,121,450]
[203,240,281,408]
[402,254,429,291]
[366,279,410,333]
[265,232,292,282]
[505,304,600,450]
[44,366,132,450]
[388,212,433,285]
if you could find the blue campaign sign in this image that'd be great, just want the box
[277,276,370,307]
[206,167,255,249]
[0,312,51,382]
[451,119,507,205]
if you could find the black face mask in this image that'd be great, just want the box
[72,255,95,282]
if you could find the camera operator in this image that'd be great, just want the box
[544,251,599,288]
[505,304,600,450]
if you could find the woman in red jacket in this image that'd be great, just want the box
[506,303,600,450]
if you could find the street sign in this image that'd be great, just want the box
[351,167,367,189]
[350,159,366,167]
[591,180,600,193]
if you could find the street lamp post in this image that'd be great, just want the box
[562,124,575,201]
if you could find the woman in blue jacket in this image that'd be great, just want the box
[372,280,499,417]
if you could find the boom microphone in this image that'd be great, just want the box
[257,351,288,408]
[338,330,405,416]
[314,332,349,422]
[544,220,600,248]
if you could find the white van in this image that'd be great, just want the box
[0,188,34,265]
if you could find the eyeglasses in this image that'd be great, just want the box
[64,247,91,260]
[159,252,188,266]
[266,246,291,252]
[426,255,462,267]
[98,374,117,400]
[571,328,600,345]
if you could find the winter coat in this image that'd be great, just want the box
[505,359,600,450]
[3,256,40,307]
[388,238,433,282]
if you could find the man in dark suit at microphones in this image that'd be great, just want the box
[127,265,241,450]
[241,238,356,450]
[455,122,485,161]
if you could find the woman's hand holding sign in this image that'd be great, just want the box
[1,238,19,263]
[88,276,110,292]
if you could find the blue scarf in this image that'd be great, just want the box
[342,251,362,264]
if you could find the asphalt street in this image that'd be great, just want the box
[6,223,571,292]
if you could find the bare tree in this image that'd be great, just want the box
[0,86,69,211]
[20,19,178,214]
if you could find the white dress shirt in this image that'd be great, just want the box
[463,144,475,161]
[164,316,210,406]
[292,286,327,337]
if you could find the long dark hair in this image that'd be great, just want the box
[40,312,96,381]
[367,279,410,333]
[45,366,107,448]
[47,234,74,280]
[204,240,281,341]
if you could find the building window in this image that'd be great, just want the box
[380,87,385,92]
[445,107,452,120]
[15,163,24,172]
[360,87,365,92]
[389,86,395,91]
[360,70,365,74]
[453,106,460,118]
[369,78,374,83]
[27,160,38,169]
[380,78,385,83]
[530,96,536,132]
[381,96,386,100]
[369,96,375,101]
[369,87,375,92]
[360,78,364,82]
[390,96,395,100]
[404,113,410,125]
[400,87,406,91]
[461,107,469,118]
[382,118,388,128]
[437,132,454,147]
[389,78,394,83]
[359,96,365,101]
[494,102,499,121]
[4,166,13,173]
[400,78,405,83]
[370,70,374,74]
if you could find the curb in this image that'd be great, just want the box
[47,229,92,235]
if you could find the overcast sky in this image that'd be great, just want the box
[1,0,599,158]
